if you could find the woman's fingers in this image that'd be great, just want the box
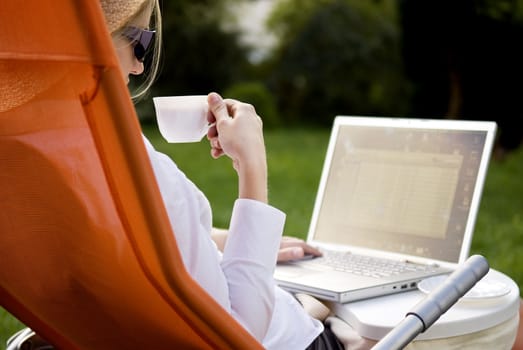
[277,236,322,262]
[278,247,306,261]
[207,92,229,123]
[207,93,227,158]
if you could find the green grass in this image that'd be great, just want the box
[1,124,522,345]
[145,124,331,235]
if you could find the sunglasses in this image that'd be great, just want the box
[122,26,156,62]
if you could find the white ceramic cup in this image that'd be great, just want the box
[153,95,209,143]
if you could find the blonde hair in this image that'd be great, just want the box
[101,0,162,100]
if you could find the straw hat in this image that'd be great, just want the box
[100,0,148,33]
[0,0,148,113]
[0,0,149,113]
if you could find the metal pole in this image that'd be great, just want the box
[372,255,489,350]
[372,315,424,350]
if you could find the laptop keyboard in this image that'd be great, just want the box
[298,250,438,279]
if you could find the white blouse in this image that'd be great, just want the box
[143,136,323,349]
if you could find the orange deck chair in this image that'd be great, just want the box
[0,1,263,348]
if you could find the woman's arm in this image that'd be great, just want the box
[207,92,267,202]
[212,228,322,262]
[211,227,228,252]
[207,93,277,340]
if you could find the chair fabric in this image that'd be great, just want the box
[0,1,263,349]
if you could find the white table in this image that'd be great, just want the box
[331,269,520,348]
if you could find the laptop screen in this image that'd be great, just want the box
[310,117,496,264]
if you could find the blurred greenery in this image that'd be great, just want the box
[130,0,523,152]
[223,81,280,128]
[399,0,523,152]
[135,0,523,151]
[266,0,411,125]
[153,0,248,95]
[140,124,330,231]
[133,0,251,122]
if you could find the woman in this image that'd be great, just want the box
[101,0,346,348]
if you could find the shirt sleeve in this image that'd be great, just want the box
[142,135,286,342]
[221,199,286,340]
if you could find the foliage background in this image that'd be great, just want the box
[135,0,523,152]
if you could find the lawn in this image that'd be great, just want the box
[1,123,522,345]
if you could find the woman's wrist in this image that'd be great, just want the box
[237,155,268,203]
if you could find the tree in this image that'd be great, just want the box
[158,0,249,94]
[399,0,523,154]
[135,0,252,120]
[265,0,410,125]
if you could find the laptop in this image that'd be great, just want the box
[274,116,497,303]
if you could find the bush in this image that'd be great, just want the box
[222,82,281,129]
[266,0,410,125]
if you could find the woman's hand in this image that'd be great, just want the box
[277,236,322,262]
[212,229,322,262]
[206,92,265,165]
[207,92,267,202]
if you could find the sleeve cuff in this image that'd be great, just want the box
[223,199,286,267]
